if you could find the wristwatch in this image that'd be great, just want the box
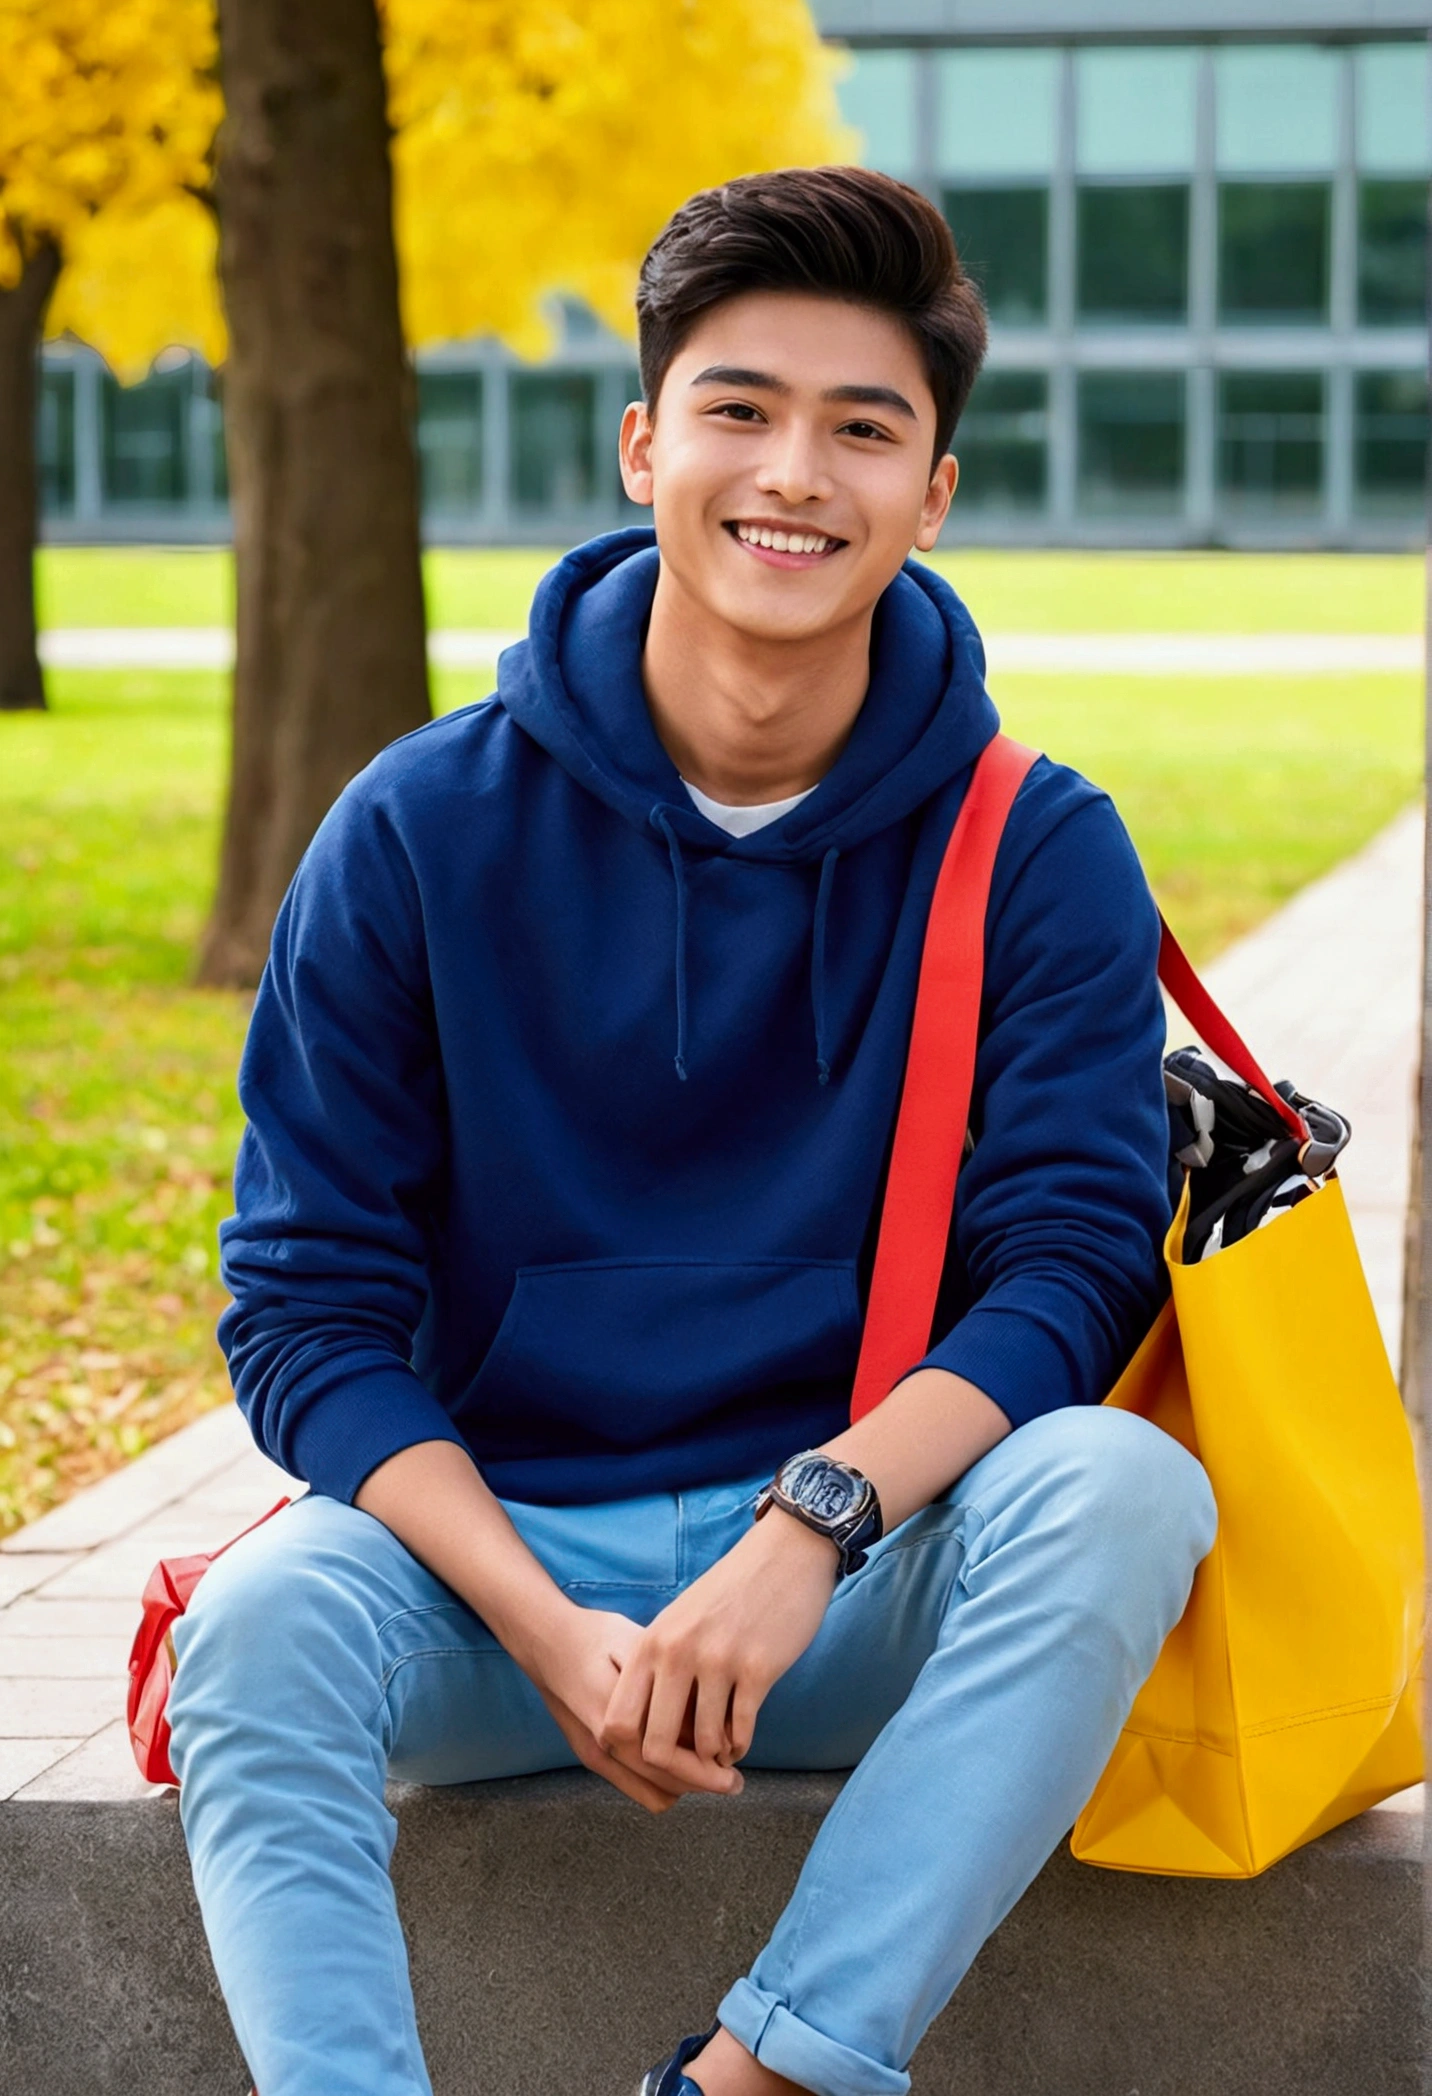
[753,1451,884,1579]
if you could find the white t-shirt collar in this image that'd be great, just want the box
[682,778,819,838]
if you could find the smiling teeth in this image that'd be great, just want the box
[736,523,835,554]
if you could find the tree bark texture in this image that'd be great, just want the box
[198,0,430,988]
[0,238,61,713]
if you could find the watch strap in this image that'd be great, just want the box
[755,1457,882,1578]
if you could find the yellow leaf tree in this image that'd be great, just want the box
[200,0,850,986]
[0,0,222,710]
[388,0,851,356]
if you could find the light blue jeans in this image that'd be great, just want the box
[168,1406,1215,2096]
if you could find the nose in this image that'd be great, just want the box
[753,420,833,509]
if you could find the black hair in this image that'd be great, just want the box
[636,166,988,459]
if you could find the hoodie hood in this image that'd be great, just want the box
[495,527,1000,863]
[495,528,1003,1085]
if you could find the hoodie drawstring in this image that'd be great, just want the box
[651,809,690,1081]
[651,809,840,1087]
[811,847,840,1087]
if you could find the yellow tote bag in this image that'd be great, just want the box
[854,737,1421,1882]
[1071,927,1424,1880]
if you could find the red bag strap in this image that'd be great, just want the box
[1155,917,1306,1139]
[850,734,1039,1421]
[849,734,1308,1424]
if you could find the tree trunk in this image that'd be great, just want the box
[197,0,430,988]
[0,238,61,714]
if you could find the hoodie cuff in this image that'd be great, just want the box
[280,1364,472,1504]
[918,1305,1080,1431]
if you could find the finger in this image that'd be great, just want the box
[641,1660,698,1773]
[599,1652,655,1757]
[541,1691,681,1814]
[592,1683,739,1797]
[693,1668,737,1766]
[616,1732,743,1795]
[728,1677,764,1763]
[585,1742,680,1815]
[604,1739,693,1798]
[593,1704,714,1797]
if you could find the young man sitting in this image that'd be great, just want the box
[169,166,1216,2096]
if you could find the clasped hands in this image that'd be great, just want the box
[528,1507,839,1814]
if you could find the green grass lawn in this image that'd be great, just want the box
[36,543,1426,633]
[1,548,1423,1534]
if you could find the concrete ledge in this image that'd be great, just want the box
[0,1774,1421,2094]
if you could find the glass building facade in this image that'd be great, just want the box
[859,28,1428,545]
[36,11,1428,548]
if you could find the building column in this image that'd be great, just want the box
[1187,364,1217,539]
[480,351,511,543]
[1327,46,1358,541]
[914,46,940,204]
[72,354,102,527]
[1047,46,1077,532]
[1188,49,1220,540]
[188,359,218,515]
[1326,364,1355,540]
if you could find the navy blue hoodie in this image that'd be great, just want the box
[219,529,1171,1507]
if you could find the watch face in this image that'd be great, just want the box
[781,1453,866,1525]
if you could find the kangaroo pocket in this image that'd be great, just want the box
[457,1258,861,1451]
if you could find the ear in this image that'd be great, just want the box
[913,454,958,552]
[619,400,655,507]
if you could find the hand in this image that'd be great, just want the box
[529,1603,743,1815]
[599,1509,838,1783]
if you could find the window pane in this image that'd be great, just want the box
[1356,44,1431,174]
[938,50,1059,178]
[943,187,1048,325]
[1076,48,1198,175]
[838,48,917,180]
[1218,372,1324,515]
[37,367,75,514]
[1358,180,1429,326]
[954,371,1048,513]
[1216,46,1338,173]
[1219,183,1330,323]
[100,368,189,506]
[1355,370,1429,516]
[510,373,597,513]
[1078,186,1189,321]
[418,371,484,512]
[1077,372,1186,516]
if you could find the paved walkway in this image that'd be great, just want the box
[39,627,1425,676]
[1196,802,1422,1367]
[0,804,1423,1802]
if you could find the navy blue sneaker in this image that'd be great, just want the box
[638,2022,720,2094]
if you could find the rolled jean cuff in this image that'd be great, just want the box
[717,1979,911,2096]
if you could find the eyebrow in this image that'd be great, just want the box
[689,366,919,422]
